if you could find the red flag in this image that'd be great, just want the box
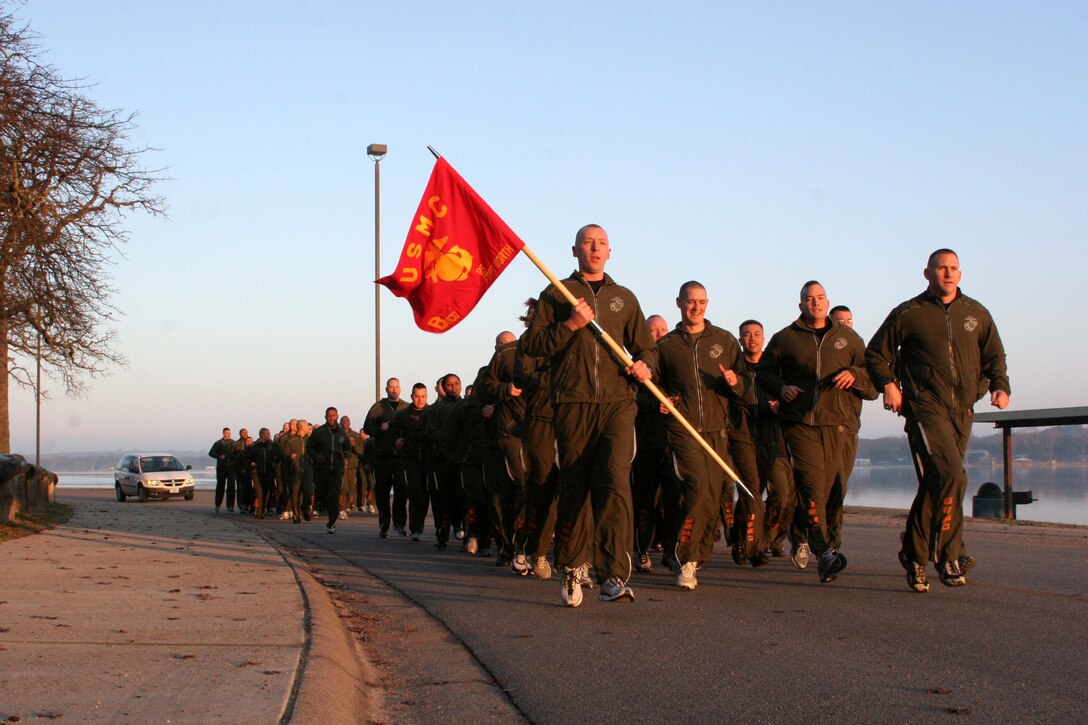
[378,158,525,333]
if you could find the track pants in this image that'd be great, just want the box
[670,429,728,565]
[902,404,972,567]
[781,423,849,556]
[553,400,636,584]
[521,417,558,560]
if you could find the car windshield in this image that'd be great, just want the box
[140,456,185,473]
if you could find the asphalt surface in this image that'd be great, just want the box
[2,489,1085,723]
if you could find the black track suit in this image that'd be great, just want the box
[866,288,1009,570]
[475,341,529,560]
[208,437,234,510]
[522,271,657,583]
[389,403,431,536]
[657,322,753,566]
[364,398,410,534]
[246,439,283,518]
[306,421,352,527]
[756,318,875,560]
[515,338,559,563]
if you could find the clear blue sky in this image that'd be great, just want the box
[8,1,1086,454]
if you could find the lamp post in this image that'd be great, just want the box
[366,143,387,404]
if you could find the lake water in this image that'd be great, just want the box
[55,464,1088,526]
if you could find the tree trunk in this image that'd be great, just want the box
[0,315,9,454]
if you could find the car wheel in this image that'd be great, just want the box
[137,484,148,502]
[115,482,127,502]
[184,491,194,501]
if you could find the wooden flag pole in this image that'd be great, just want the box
[518,244,754,500]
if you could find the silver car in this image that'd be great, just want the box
[114,453,196,502]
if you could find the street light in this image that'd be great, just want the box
[366,143,387,404]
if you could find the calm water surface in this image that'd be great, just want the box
[56,464,1088,526]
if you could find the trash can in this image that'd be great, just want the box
[972,482,1003,518]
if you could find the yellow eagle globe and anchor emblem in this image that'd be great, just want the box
[424,242,474,283]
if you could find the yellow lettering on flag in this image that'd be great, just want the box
[398,267,419,284]
[415,215,435,237]
[427,196,448,218]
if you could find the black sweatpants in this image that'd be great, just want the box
[553,400,636,583]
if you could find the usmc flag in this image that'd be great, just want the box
[378,158,525,333]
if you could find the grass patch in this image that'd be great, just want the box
[0,502,73,543]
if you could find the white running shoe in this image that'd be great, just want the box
[511,554,530,576]
[465,537,479,555]
[561,567,583,607]
[598,576,635,602]
[676,561,698,590]
[791,542,810,570]
[338,510,348,520]
[577,562,594,589]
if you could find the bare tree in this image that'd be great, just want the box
[0,9,165,453]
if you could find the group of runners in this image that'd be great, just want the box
[210,224,1010,606]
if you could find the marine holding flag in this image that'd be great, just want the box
[521,224,658,608]
[378,158,525,333]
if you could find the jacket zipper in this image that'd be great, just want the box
[690,335,705,430]
[810,331,822,426]
[590,282,601,401]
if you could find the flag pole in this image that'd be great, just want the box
[518,244,754,499]
[422,146,752,498]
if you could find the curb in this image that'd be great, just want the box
[276,546,384,723]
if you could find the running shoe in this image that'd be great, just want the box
[326,523,336,534]
[465,537,479,555]
[561,567,583,607]
[533,556,552,580]
[379,526,388,539]
[511,554,531,576]
[750,550,770,568]
[635,553,653,573]
[732,544,748,567]
[676,561,698,590]
[410,533,421,542]
[454,529,465,540]
[598,577,635,602]
[958,554,976,575]
[338,510,348,521]
[478,548,492,558]
[906,561,930,593]
[938,559,966,587]
[434,540,448,551]
[661,550,677,573]
[790,542,810,570]
[817,548,847,583]
[395,526,407,537]
[577,562,594,589]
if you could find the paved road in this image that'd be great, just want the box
[3,490,1086,723]
[266,502,1088,723]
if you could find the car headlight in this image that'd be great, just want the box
[146,478,159,486]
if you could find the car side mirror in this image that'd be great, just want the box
[186,465,192,470]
